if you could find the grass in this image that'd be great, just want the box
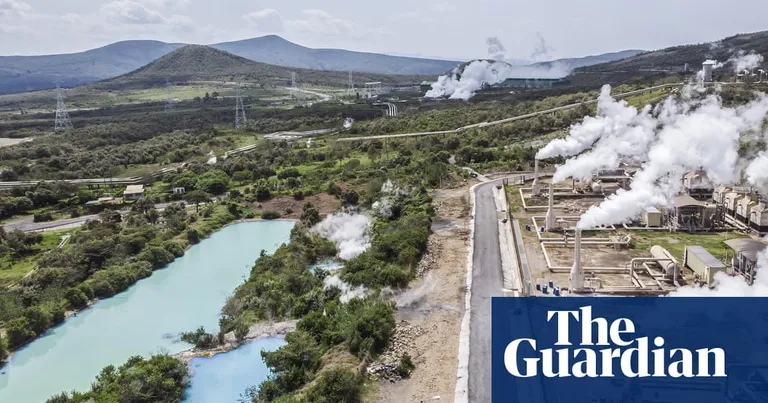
[0,229,71,286]
[626,230,749,263]
[625,89,668,108]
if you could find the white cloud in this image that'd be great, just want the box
[101,0,167,24]
[0,0,30,17]
[286,8,390,38]
[137,0,189,9]
[389,11,436,23]
[242,8,284,33]
[429,2,458,12]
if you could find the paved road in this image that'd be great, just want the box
[3,202,183,232]
[468,179,506,403]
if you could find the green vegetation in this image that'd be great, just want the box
[396,353,416,378]
[46,354,187,403]
[627,231,748,263]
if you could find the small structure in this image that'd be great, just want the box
[749,202,768,234]
[736,195,759,225]
[684,246,726,286]
[682,170,714,200]
[724,191,747,217]
[420,81,433,93]
[123,185,145,201]
[643,206,662,228]
[364,82,382,98]
[702,60,716,82]
[173,187,185,195]
[670,194,708,231]
[726,238,768,285]
[713,185,731,205]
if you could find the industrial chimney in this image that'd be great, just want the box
[545,183,556,230]
[702,60,716,83]
[569,228,584,291]
[532,159,541,196]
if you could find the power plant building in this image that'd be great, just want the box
[494,77,565,89]
[726,239,768,285]
[683,246,726,286]
[682,171,714,200]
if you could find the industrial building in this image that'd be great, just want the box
[726,239,768,285]
[669,195,717,232]
[123,185,145,201]
[493,77,566,89]
[682,170,714,200]
[684,246,726,286]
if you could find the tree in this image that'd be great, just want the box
[305,368,363,403]
[0,333,7,361]
[23,306,52,335]
[184,190,211,213]
[300,203,321,227]
[65,287,89,309]
[196,169,230,195]
[6,317,36,349]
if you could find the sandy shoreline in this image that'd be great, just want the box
[174,320,298,363]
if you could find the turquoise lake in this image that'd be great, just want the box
[0,220,294,402]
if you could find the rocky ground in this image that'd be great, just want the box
[373,185,471,403]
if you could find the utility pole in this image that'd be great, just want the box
[348,71,354,96]
[235,83,247,130]
[54,85,73,131]
[164,81,174,112]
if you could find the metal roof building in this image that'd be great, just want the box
[725,238,768,285]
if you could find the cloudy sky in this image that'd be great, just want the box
[2,0,768,60]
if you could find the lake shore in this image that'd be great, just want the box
[175,319,298,363]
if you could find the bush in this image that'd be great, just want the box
[139,246,175,269]
[396,353,415,378]
[163,240,187,257]
[234,323,249,342]
[33,212,54,222]
[305,368,363,403]
[23,306,52,335]
[6,317,36,349]
[256,187,271,202]
[65,288,89,309]
[50,306,66,325]
[262,210,281,220]
[0,334,7,361]
[187,228,200,244]
[180,327,219,349]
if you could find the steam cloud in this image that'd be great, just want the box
[311,212,372,260]
[672,241,768,296]
[537,84,768,230]
[728,50,764,73]
[746,151,768,193]
[425,60,570,100]
[486,37,506,61]
[324,274,368,303]
[531,32,553,60]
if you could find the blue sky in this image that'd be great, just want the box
[2,0,768,60]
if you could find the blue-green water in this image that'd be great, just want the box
[0,221,294,403]
[183,337,286,403]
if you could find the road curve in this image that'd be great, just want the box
[468,179,506,402]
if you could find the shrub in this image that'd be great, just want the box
[396,353,415,378]
[305,368,363,403]
[139,246,175,269]
[180,327,219,349]
[234,323,249,342]
[65,288,89,309]
[187,228,200,244]
[50,306,66,325]
[0,334,7,361]
[33,212,54,222]
[262,210,281,220]
[23,306,52,335]
[256,187,271,202]
[163,240,187,257]
[6,317,36,349]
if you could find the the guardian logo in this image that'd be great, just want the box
[504,306,727,378]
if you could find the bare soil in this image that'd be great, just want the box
[252,193,341,218]
[374,185,470,403]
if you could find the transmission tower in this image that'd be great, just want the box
[54,85,73,131]
[348,72,354,96]
[235,83,247,130]
[164,81,174,112]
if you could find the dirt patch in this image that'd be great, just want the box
[0,138,31,148]
[374,185,469,403]
[252,193,341,218]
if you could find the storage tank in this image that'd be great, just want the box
[702,60,716,82]
[650,245,679,278]
[591,182,602,194]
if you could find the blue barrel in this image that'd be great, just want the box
[548,280,554,289]
[542,285,548,294]
[536,283,541,291]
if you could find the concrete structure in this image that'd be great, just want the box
[364,82,382,98]
[749,202,768,234]
[682,170,714,200]
[493,77,565,89]
[531,159,541,196]
[670,194,708,231]
[569,228,584,291]
[123,185,145,201]
[173,187,185,195]
[702,60,716,82]
[684,245,726,286]
[545,183,556,230]
[737,196,759,224]
[726,239,768,285]
[725,191,748,217]
[713,185,731,205]
[643,206,662,227]
[85,196,120,206]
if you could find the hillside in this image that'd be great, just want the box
[534,49,644,70]
[99,45,431,89]
[570,30,768,86]
[0,41,184,94]
[212,35,459,75]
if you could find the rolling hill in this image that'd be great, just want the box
[0,41,184,94]
[99,45,431,89]
[570,30,768,86]
[211,35,459,75]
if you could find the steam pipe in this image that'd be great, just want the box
[532,159,541,196]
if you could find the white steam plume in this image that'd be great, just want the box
[728,50,764,73]
[746,151,768,193]
[486,37,506,61]
[537,85,650,162]
[576,92,768,229]
[530,32,553,60]
[324,274,368,303]
[373,180,409,219]
[425,60,569,100]
[311,212,372,260]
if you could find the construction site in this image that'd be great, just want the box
[505,159,768,297]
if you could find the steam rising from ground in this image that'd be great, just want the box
[537,84,768,230]
[728,50,764,73]
[486,37,506,61]
[672,241,768,296]
[311,212,372,260]
[425,60,570,100]
[373,179,409,219]
[746,151,768,193]
[323,274,368,303]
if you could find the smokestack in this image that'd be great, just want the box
[570,228,584,291]
[532,159,541,196]
[545,183,556,230]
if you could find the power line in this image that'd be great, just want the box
[54,85,73,132]
[235,83,247,130]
